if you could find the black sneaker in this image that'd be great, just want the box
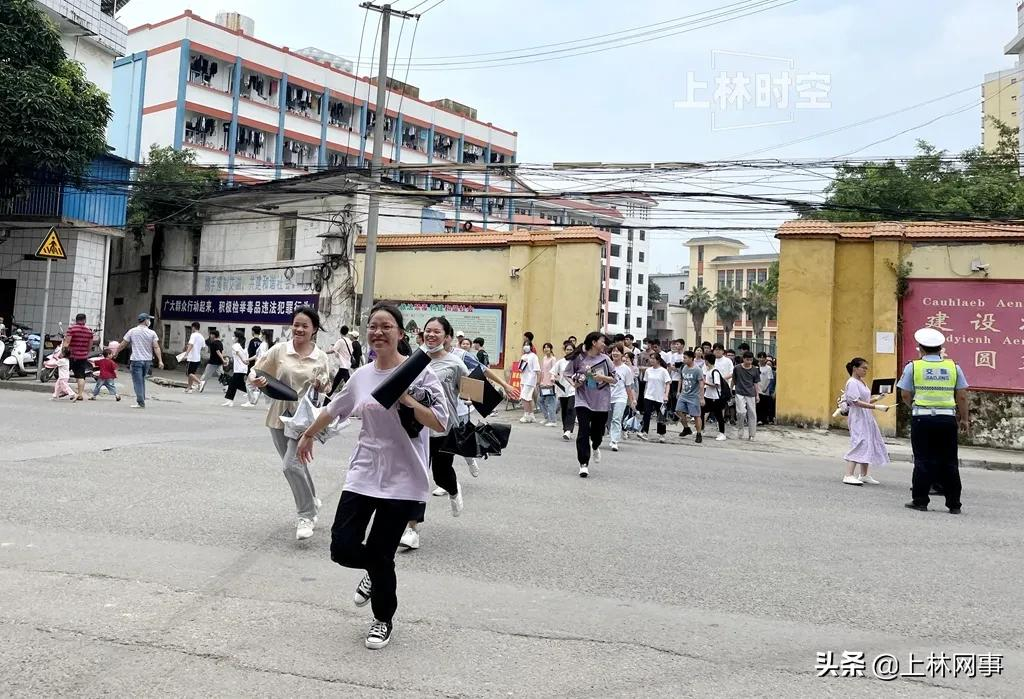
[353,573,372,607]
[365,619,393,650]
[679,427,693,438]
[695,433,703,444]
[904,502,928,512]
[949,507,962,515]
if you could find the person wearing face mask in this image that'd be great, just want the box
[552,341,577,440]
[250,307,331,541]
[116,313,164,409]
[517,342,541,423]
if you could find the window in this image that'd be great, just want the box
[636,296,643,307]
[627,229,634,241]
[607,312,619,325]
[608,289,620,302]
[636,317,643,328]
[656,309,666,322]
[679,281,686,290]
[697,276,703,287]
[758,268,768,284]
[610,244,621,257]
[162,324,171,350]
[626,271,632,284]
[698,246,704,263]
[609,266,620,280]
[718,270,727,288]
[638,273,644,284]
[639,230,646,241]
[278,215,297,261]
[638,251,645,262]
[140,255,150,293]
[716,331,725,345]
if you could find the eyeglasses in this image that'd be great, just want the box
[367,324,398,333]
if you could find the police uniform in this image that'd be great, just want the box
[897,328,968,513]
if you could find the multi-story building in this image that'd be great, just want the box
[0,0,129,343]
[648,269,690,344]
[1004,3,1024,151]
[108,9,518,192]
[981,67,1019,152]
[684,237,778,350]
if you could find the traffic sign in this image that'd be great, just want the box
[36,227,66,259]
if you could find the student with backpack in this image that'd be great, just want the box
[702,354,730,441]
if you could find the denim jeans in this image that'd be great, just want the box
[92,378,118,396]
[130,360,151,406]
[538,391,557,423]
[608,401,626,444]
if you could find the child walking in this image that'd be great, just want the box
[51,355,76,401]
[90,348,121,401]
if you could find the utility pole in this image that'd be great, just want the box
[357,2,418,342]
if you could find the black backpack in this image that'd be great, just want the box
[713,369,732,402]
[476,349,490,367]
[351,339,363,367]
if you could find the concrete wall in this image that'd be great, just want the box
[353,238,604,369]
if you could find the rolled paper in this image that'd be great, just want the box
[372,349,431,408]
[255,370,299,402]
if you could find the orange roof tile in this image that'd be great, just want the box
[777,220,1024,241]
[356,227,611,251]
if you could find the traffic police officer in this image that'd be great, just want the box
[897,328,970,514]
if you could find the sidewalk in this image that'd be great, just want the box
[0,366,192,395]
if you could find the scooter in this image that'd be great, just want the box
[0,330,37,380]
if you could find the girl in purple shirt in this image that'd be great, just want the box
[298,303,448,651]
[565,331,616,478]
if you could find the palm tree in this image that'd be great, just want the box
[744,282,777,345]
[680,286,714,345]
[714,286,744,346]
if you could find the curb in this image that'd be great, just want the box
[0,381,52,394]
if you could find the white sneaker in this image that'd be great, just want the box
[594,448,602,463]
[658,436,666,443]
[842,475,864,486]
[562,431,571,441]
[221,400,233,407]
[129,404,144,409]
[546,421,558,427]
[449,487,464,517]
[610,442,619,452]
[198,380,206,393]
[637,433,648,441]
[432,486,447,497]
[240,402,256,408]
[183,388,193,394]
[399,527,420,550]
[578,465,589,478]
[520,415,530,423]
[467,458,480,477]
[715,433,727,441]
[295,517,315,539]
[859,475,880,485]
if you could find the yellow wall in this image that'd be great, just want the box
[355,238,604,368]
[982,73,1018,153]
[776,238,900,434]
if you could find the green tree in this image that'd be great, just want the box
[0,0,112,198]
[764,261,779,300]
[714,286,744,345]
[647,279,662,310]
[806,126,1024,222]
[128,146,221,315]
[744,282,777,342]
[680,286,714,346]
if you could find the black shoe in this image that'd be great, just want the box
[365,619,393,650]
[904,502,928,512]
[680,427,693,438]
[695,433,703,444]
[949,507,962,515]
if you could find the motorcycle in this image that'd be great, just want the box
[0,330,37,380]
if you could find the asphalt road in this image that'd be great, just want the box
[1,384,1022,697]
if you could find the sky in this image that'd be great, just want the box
[118,0,1020,272]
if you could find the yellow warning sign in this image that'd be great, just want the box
[36,227,66,259]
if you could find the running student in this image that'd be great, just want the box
[298,303,447,650]
[607,344,637,452]
[198,329,225,392]
[182,322,205,393]
[518,343,540,423]
[250,307,331,541]
[565,332,615,478]
[702,354,728,441]
[675,350,704,443]
[639,352,670,443]
[552,342,577,441]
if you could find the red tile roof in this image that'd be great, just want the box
[777,220,1024,241]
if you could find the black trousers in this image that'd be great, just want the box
[328,367,351,396]
[559,396,576,433]
[910,415,962,509]
[224,371,247,400]
[667,381,680,419]
[757,395,776,424]
[574,406,608,465]
[429,436,459,495]
[641,398,667,435]
[703,397,727,433]
[330,490,421,624]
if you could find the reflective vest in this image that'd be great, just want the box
[912,359,957,408]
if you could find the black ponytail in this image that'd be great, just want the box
[566,331,605,361]
[846,357,867,376]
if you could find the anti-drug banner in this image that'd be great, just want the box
[901,279,1024,392]
[395,301,506,367]
[160,294,319,325]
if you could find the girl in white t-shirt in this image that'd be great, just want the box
[518,346,541,423]
[552,342,577,439]
[702,357,727,441]
[639,353,671,442]
[222,329,251,407]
